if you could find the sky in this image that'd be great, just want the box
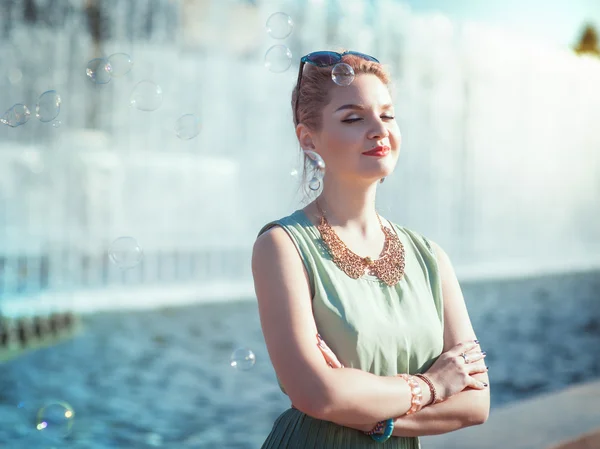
[401,0,600,50]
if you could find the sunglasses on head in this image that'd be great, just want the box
[294,51,380,124]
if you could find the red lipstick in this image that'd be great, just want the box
[362,145,390,157]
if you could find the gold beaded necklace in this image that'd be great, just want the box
[315,199,406,286]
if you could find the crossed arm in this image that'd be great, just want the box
[340,383,489,436]
[325,240,490,436]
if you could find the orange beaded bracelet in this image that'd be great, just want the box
[398,374,423,415]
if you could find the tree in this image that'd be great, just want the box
[574,23,600,57]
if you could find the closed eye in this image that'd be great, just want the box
[342,115,395,123]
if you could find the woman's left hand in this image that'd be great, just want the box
[316,333,344,368]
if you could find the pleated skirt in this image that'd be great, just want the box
[260,408,421,449]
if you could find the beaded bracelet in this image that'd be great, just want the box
[364,420,386,436]
[369,418,394,442]
[414,373,438,405]
[398,374,423,415]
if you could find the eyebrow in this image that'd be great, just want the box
[334,103,394,113]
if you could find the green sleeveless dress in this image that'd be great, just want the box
[256,209,444,449]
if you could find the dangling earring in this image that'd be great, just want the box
[380,177,385,184]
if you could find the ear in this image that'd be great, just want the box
[296,123,315,151]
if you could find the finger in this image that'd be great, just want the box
[318,342,338,361]
[450,339,480,356]
[456,349,485,365]
[321,352,341,368]
[467,361,488,375]
[464,348,487,362]
[317,343,343,368]
[467,375,489,389]
[318,345,336,362]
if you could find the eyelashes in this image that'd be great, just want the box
[342,116,395,123]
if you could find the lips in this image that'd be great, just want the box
[362,145,390,156]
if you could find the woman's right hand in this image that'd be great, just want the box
[424,340,488,403]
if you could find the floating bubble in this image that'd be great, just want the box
[130,80,163,112]
[304,150,326,171]
[307,179,322,192]
[266,12,294,39]
[230,347,256,371]
[264,45,292,73]
[106,52,133,77]
[174,114,200,140]
[35,90,61,123]
[1,104,31,127]
[331,63,355,86]
[108,236,143,270]
[8,68,22,84]
[52,120,62,128]
[308,176,321,191]
[36,401,75,438]
[85,58,111,84]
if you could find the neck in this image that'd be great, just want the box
[316,180,382,239]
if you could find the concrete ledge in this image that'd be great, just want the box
[422,379,600,449]
[0,282,256,317]
[548,427,600,449]
[0,313,82,363]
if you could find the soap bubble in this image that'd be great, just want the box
[36,401,75,438]
[1,104,31,127]
[52,120,62,128]
[230,348,256,371]
[174,114,200,140]
[264,45,292,73]
[308,176,321,191]
[266,12,294,39]
[108,236,143,270]
[85,58,111,84]
[331,63,355,86]
[35,90,61,123]
[106,52,133,77]
[8,68,22,84]
[130,80,163,111]
[304,150,326,171]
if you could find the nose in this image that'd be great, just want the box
[367,116,389,141]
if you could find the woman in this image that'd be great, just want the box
[252,51,490,448]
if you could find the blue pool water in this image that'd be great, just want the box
[1,270,599,448]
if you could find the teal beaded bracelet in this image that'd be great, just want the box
[369,418,394,442]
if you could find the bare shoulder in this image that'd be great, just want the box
[252,225,305,279]
[253,224,292,258]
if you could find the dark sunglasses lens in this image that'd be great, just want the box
[347,51,379,63]
[306,51,341,66]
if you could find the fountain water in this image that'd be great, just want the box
[0,0,598,315]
